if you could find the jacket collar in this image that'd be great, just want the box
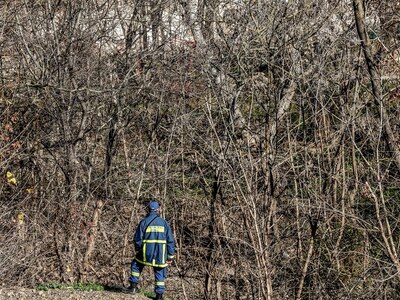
[147,211,159,217]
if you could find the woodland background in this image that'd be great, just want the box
[1,0,400,299]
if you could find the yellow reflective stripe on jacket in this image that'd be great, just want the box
[131,271,140,277]
[143,239,166,244]
[134,257,168,268]
[155,281,165,286]
[145,226,165,233]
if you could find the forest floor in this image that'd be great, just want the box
[0,287,152,300]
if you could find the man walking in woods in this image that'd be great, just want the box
[126,200,175,300]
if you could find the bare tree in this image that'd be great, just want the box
[1,0,400,299]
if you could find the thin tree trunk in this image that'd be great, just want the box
[82,200,104,277]
[352,0,400,171]
[296,217,318,300]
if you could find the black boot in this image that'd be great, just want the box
[125,282,138,294]
[155,293,163,300]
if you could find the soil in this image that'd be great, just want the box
[0,287,150,300]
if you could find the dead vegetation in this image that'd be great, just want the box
[1,0,400,299]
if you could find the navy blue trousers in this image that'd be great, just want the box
[129,259,167,294]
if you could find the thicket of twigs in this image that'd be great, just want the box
[1,1,400,299]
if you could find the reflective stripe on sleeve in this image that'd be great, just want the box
[155,281,165,286]
[131,271,140,277]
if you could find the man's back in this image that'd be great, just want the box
[134,211,175,267]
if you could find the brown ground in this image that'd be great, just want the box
[0,287,150,300]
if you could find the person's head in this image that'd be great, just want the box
[148,200,161,214]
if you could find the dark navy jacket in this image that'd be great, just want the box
[134,211,175,267]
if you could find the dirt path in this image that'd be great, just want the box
[0,287,150,300]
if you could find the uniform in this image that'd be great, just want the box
[127,201,175,299]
